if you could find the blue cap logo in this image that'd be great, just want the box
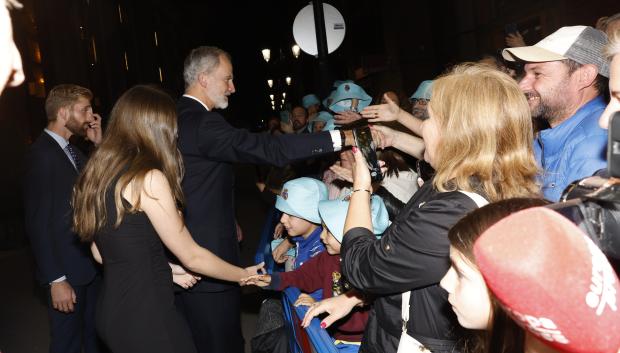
[281,189,288,200]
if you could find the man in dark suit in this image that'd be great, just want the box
[23,84,103,353]
[176,46,353,353]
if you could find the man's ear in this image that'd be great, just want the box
[198,72,209,88]
[576,64,598,90]
[57,106,69,123]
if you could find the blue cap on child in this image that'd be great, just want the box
[409,80,433,101]
[318,195,390,243]
[329,82,372,113]
[302,94,321,109]
[310,111,335,132]
[276,177,328,224]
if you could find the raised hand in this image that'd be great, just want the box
[361,94,401,123]
[505,31,525,47]
[334,110,363,126]
[86,113,102,145]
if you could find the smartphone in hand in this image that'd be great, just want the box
[352,125,383,182]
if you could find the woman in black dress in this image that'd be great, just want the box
[72,85,262,353]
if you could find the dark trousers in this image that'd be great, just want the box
[175,287,244,353]
[47,276,103,353]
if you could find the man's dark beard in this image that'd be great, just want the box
[293,120,306,131]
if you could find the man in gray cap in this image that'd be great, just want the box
[503,25,609,201]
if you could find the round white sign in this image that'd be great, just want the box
[292,3,346,56]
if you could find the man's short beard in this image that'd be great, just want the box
[66,113,87,137]
[531,94,571,126]
[293,121,306,130]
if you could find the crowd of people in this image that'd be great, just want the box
[2,0,620,352]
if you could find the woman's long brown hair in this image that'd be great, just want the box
[72,85,184,241]
[448,198,549,353]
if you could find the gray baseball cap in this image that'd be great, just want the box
[502,26,609,77]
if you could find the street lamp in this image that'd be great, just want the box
[285,76,292,85]
[267,79,273,88]
[291,44,301,58]
[261,48,271,62]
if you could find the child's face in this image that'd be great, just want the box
[440,246,491,330]
[319,226,341,255]
[280,213,315,238]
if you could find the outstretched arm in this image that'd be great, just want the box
[135,170,264,283]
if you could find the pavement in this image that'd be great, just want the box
[0,163,270,353]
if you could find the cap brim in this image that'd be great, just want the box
[502,46,567,63]
[275,196,301,219]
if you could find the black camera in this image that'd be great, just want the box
[554,111,620,273]
[352,125,383,182]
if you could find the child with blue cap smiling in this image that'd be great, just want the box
[245,195,390,352]
[274,177,328,269]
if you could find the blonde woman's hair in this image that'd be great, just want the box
[72,85,184,241]
[605,28,620,60]
[430,63,540,201]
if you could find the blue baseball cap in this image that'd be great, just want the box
[276,177,328,224]
[329,82,372,113]
[318,195,390,243]
[309,111,335,132]
[332,79,354,88]
[302,94,321,109]
[410,80,433,101]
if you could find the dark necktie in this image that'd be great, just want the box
[66,144,81,170]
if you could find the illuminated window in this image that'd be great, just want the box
[154,31,159,47]
[124,52,129,71]
[158,67,163,82]
[118,4,123,23]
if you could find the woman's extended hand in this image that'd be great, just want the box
[361,94,401,123]
[240,274,271,287]
[244,262,265,276]
[301,294,359,329]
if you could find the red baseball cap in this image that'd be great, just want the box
[474,207,620,353]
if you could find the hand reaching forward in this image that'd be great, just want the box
[294,293,316,307]
[361,94,400,123]
[334,110,363,126]
[301,294,361,329]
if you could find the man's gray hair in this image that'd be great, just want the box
[183,46,230,88]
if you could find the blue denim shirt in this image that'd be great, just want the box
[534,96,608,201]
